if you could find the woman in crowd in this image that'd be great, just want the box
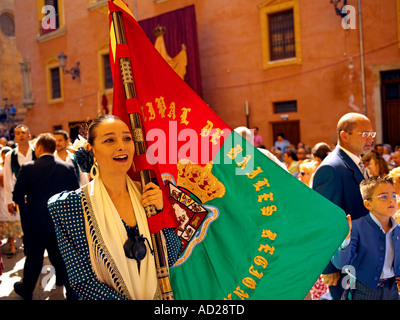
[283,148,299,175]
[366,154,389,177]
[388,167,400,224]
[298,160,316,186]
[307,142,331,189]
[0,146,23,255]
[48,115,181,300]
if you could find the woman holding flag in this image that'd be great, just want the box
[48,114,181,300]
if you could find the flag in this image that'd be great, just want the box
[108,0,349,300]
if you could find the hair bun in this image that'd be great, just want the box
[74,147,94,173]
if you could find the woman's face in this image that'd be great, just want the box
[368,158,379,177]
[89,118,135,176]
[298,169,311,185]
[283,152,290,164]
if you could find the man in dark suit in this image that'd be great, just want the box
[12,133,79,300]
[312,112,375,300]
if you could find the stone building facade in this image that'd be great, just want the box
[13,0,400,148]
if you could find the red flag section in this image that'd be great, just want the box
[109,0,230,171]
[108,0,232,233]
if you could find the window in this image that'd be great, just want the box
[42,0,59,34]
[397,0,400,49]
[0,12,15,37]
[103,54,113,90]
[97,42,113,93]
[269,10,295,61]
[37,0,64,37]
[50,67,61,100]
[259,0,302,69]
[381,70,400,101]
[46,57,64,103]
[273,100,297,113]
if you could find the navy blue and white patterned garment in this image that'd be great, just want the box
[48,189,181,300]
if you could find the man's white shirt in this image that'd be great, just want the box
[3,145,35,206]
[54,150,89,187]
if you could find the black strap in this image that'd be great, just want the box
[71,155,80,181]
[11,148,36,177]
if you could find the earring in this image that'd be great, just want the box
[90,159,99,179]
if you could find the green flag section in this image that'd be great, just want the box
[168,132,349,300]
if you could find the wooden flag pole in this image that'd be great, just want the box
[110,6,174,300]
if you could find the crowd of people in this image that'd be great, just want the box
[253,113,400,300]
[259,131,400,189]
[0,116,179,300]
[0,112,399,300]
[0,125,90,298]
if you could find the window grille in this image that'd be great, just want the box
[268,9,295,61]
[273,100,297,113]
[50,67,61,99]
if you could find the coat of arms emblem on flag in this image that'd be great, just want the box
[164,159,225,266]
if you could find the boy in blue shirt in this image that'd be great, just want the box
[332,176,400,300]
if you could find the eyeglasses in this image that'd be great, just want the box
[368,194,398,201]
[351,131,377,139]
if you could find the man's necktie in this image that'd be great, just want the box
[358,161,369,179]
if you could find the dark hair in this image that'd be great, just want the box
[368,154,389,176]
[312,142,331,161]
[36,133,56,153]
[54,129,69,140]
[87,114,121,146]
[285,148,298,161]
[74,147,93,173]
[75,115,123,173]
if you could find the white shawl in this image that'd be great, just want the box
[81,175,159,300]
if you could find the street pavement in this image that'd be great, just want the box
[0,237,66,300]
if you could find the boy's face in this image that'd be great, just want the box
[364,183,398,219]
